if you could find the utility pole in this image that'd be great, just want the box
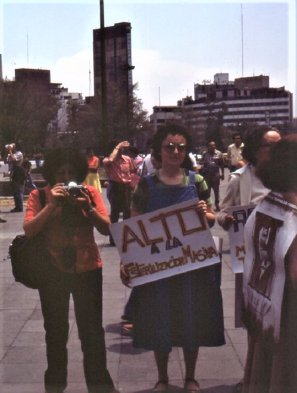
[99,0,108,151]
[241,4,244,77]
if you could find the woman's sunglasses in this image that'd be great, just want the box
[162,143,187,153]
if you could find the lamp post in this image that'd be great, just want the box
[99,0,108,152]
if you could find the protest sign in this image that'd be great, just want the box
[226,204,255,273]
[243,193,297,342]
[110,198,220,286]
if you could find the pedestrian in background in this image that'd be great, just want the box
[140,139,155,177]
[121,123,225,393]
[227,133,245,172]
[103,140,136,246]
[6,142,25,212]
[125,146,144,189]
[22,159,37,194]
[85,147,102,193]
[24,147,118,393]
[200,140,225,211]
[0,149,7,222]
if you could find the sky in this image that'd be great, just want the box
[0,0,296,115]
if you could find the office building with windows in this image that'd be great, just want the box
[150,74,293,148]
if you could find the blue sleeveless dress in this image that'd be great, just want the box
[132,172,225,352]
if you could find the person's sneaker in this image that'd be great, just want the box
[0,217,7,223]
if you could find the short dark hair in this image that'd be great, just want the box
[152,122,192,164]
[42,147,88,186]
[257,134,297,193]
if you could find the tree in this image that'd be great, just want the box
[0,79,58,156]
[126,84,152,148]
[71,83,152,155]
[204,102,228,151]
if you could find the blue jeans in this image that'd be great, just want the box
[39,267,114,393]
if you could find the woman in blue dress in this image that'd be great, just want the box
[121,123,225,392]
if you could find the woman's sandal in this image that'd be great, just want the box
[184,377,201,392]
[152,379,169,392]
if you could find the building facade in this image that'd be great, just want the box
[150,74,293,149]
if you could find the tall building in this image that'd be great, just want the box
[93,22,134,141]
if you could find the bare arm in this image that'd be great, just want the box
[197,200,215,228]
[86,207,110,235]
[105,141,130,163]
[216,173,240,230]
[72,188,110,235]
[24,184,65,238]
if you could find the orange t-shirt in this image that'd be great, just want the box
[24,185,109,273]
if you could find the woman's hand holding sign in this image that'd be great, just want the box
[120,262,131,287]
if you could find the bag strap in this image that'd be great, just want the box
[144,174,156,191]
[188,170,196,185]
[38,189,46,208]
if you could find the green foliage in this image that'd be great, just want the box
[0,80,58,155]
[69,83,152,154]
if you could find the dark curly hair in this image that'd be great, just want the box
[256,134,297,193]
[41,147,88,186]
[152,122,192,165]
[242,127,280,166]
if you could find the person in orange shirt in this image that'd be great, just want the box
[24,147,118,393]
[85,147,102,193]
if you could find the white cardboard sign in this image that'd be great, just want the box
[226,204,255,273]
[110,198,220,286]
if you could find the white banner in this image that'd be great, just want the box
[110,198,220,286]
[226,204,255,273]
[243,193,297,342]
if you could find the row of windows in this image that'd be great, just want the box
[223,109,289,117]
[184,107,290,117]
[189,99,290,111]
[223,117,289,126]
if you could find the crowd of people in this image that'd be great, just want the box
[1,122,296,393]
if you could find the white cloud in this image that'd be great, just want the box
[51,49,93,96]
[133,49,242,113]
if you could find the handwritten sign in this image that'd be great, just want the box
[226,204,255,273]
[110,198,220,286]
[243,193,297,342]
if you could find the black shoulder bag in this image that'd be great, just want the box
[9,189,50,289]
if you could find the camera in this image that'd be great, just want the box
[5,144,14,150]
[63,182,86,198]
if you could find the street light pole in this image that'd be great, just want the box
[99,0,108,152]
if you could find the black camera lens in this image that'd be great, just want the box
[68,187,83,198]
